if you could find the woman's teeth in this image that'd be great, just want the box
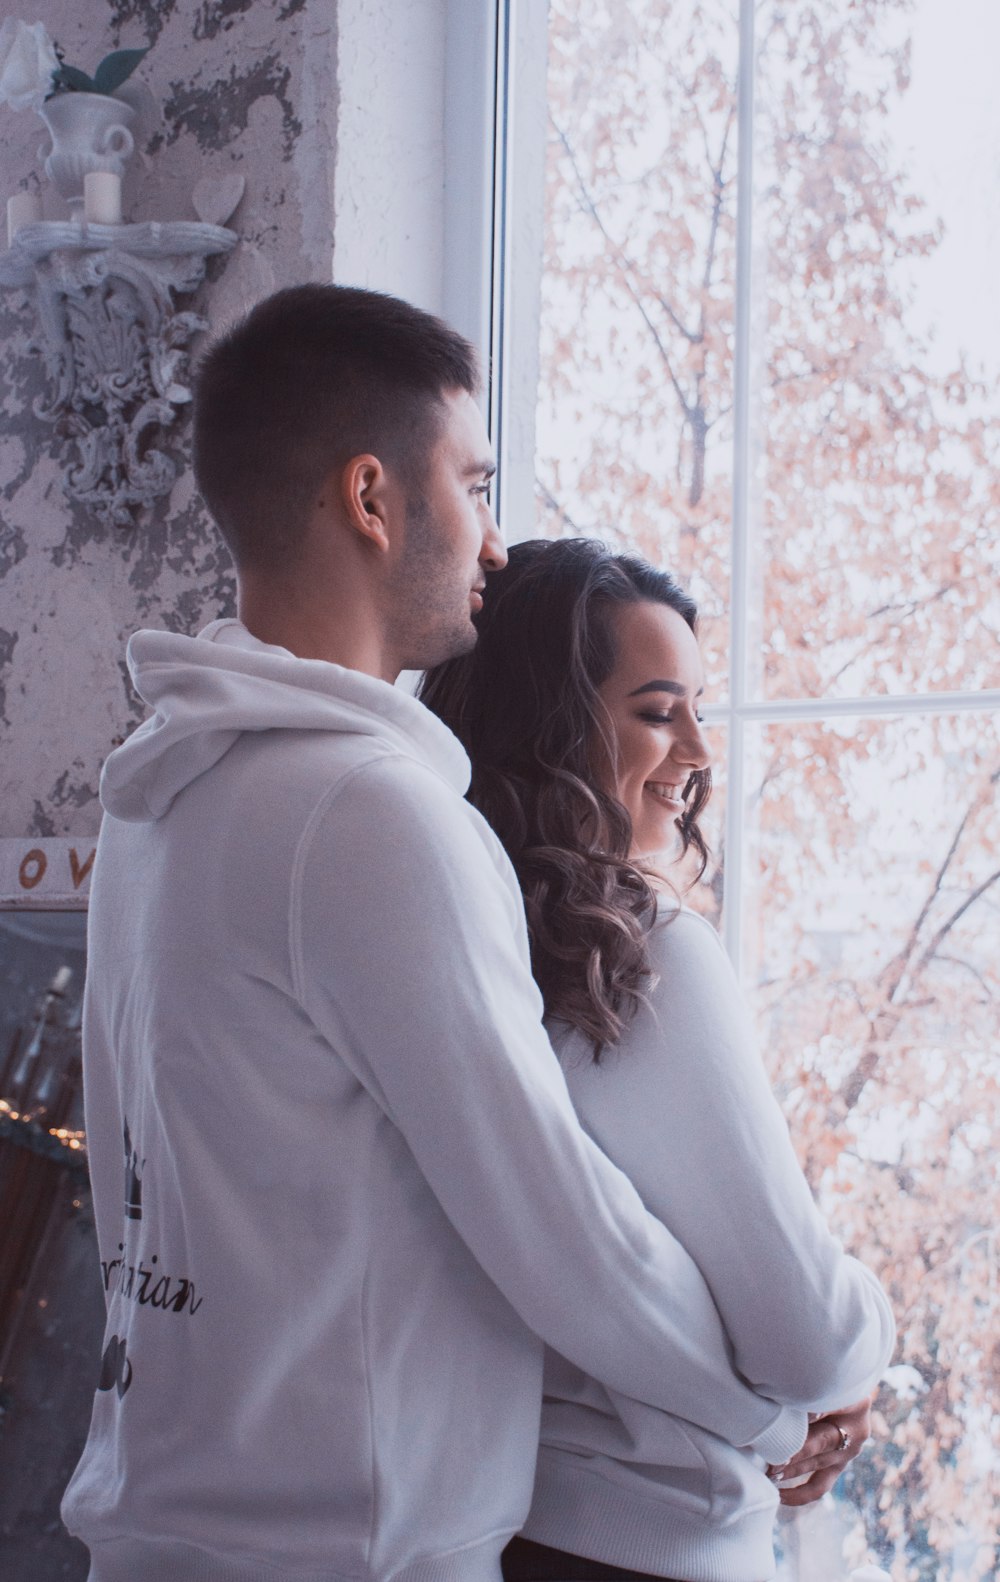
[646,783,684,808]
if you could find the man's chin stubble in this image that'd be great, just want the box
[406,618,478,674]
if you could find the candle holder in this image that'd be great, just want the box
[0,218,237,527]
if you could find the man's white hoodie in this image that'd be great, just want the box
[64,620,850,1582]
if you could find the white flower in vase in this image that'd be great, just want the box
[0,19,60,113]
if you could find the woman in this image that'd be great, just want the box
[420,539,894,1582]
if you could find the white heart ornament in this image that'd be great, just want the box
[192,175,245,227]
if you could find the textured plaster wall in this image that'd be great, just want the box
[0,0,339,847]
[333,0,445,314]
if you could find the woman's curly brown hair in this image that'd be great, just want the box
[420,538,712,1056]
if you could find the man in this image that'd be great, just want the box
[62,285,815,1581]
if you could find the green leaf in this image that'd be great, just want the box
[92,48,149,97]
[51,65,97,94]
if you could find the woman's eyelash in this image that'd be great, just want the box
[638,711,705,725]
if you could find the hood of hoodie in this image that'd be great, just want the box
[100,619,471,823]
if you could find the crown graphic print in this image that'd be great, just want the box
[123,1118,143,1221]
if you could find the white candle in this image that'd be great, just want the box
[7,192,42,247]
[84,171,123,226]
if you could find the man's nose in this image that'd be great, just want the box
[481,510,507,572]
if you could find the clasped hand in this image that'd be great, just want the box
[766,1395,873,1507]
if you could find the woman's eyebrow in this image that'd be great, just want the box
[628,679,686,697]
[627,679,706,699]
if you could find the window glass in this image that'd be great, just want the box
[536,0,741,698]
[746,711,999,1575]
[752,0,1000,702]
[527,0,1000,1573]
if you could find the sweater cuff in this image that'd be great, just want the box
[749,1404,808,1464]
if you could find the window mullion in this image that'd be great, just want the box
[723,0,757,981]
[704,688,1000,726]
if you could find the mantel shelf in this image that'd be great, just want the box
[0,220,237,289]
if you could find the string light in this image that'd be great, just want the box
[0,1094,88,1169]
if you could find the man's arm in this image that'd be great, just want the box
[290,754,805,1464]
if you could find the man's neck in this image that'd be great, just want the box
[237,589,399,684]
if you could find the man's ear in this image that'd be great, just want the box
[339,454,392,553]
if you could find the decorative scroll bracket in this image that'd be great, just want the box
[0,220,237,527]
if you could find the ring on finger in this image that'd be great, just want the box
[835,1424,851,1453]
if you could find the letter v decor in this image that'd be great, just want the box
[0,214,238,528]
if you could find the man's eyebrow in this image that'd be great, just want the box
[627,679,705,698]
[466,460,496,479]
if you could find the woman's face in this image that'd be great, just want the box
[595,600,710,858]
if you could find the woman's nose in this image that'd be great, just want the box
[676,719,710,772]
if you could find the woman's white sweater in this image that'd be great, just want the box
[520,906,895,1582]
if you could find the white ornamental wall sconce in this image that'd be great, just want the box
[0,21,240,528]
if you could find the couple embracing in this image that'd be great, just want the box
[62,284,894,1582]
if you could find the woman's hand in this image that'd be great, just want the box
[767,1395,874,1507]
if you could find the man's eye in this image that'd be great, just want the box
[472,483,492,498]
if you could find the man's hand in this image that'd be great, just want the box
[767,1396,873,1507]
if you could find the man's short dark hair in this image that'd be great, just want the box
[193,283,480,569]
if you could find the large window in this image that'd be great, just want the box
[493,0,1000,1575]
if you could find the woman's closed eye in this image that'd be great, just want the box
[638,710,704,726]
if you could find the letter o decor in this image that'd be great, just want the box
[1,837,97,906]
[18,848,48,889]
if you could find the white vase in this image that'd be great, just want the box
[38,92,137,212]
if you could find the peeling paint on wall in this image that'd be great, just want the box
[107,0,180,48]
[164,55,302,159]
[0,627,18,728]
[0,0,337,846]
[194,0,259,43]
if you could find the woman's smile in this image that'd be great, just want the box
[595,600,710,858]
[644,780,686,812]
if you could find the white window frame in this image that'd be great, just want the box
[484,0,1000,981]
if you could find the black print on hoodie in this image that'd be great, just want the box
[100,1118,204,1319]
